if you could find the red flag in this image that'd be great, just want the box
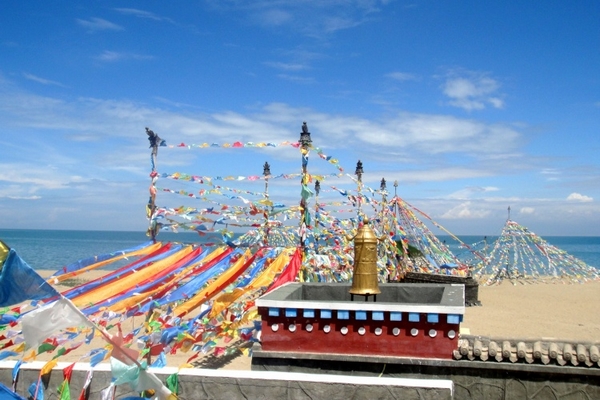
[78,370,93,400]
[267,247,302,292]
[63,362,76,383]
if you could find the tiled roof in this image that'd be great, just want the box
[454,335,600,368]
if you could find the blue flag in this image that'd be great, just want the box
[0,249,59,307]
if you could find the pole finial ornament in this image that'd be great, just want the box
[299,121,312,147]
[355,160,363,178]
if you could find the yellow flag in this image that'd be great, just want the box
[40,358,58,376]
[13,342,26,353]
[23,349,37,362]
[0,240,9,267]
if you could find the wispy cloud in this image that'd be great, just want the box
[0,77,520,165]
[386,72,418,81]
[214,0,389,35]
[258,9,292,26]
[0,77,556,215]
[541,168,560,181]
[6,195,42,200]
[1,76,598,233]
[350,112,520,156]
[321,16,363,33]
[23,73,66,87]
[0,163,71,191]
[76,17,124,32]
[264,61,310,71]
[114,8,175,23]
[441,70,504,111]
[95,51,154,62]
[276,74,316,84]
[265,49,322,78]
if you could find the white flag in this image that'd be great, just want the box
[21,297,94,349]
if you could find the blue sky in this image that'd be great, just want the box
[1,1,599,236]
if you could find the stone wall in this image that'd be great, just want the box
[0,361,453,400]
[252,346,600,400]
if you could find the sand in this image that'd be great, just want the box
[462,280,600,343]
[32,270,600,370]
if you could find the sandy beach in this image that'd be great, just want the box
[33,270,600,370]
[462,280,600,343]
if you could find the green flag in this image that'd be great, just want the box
[58,380,70,400]
[166,372,179,394]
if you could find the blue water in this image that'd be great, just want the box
[438,235,600,269]
[1,229,599,271]
[0,229,218,271]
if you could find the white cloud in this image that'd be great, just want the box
[219,0,389,35]
[258,9,293,26]
[114,8,172,22]
[0,163,73,190]
[386,72,417,81]
[0,78,525,175]
[447,186,499,200]
[442,71,504,111]
[95,51,154,62]
[322,16,363,33]
[7,195,41,200]
[541,168,561,181]
[76,18,124,32]
[567,193,593,202]
[23,73,65,87]
[264,61,310,71]
[351,112,520,156]
[440,201,491,219]
[276,74,316,84]
[519,207,535,214]
[541,168,559,175]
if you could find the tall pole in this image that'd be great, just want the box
[393,180,398,220]
[392,179,405,272]
[263,161,271,247]
[145,127,164,242]
[380,177,391,278]
[298,122,312,252]
[355,160,364,222]
[314,179,321,253]
[380,177,387,233]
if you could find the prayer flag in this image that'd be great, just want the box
[21,298,94,350]
[0,250,59,307]
[40,359,58,376]
[28,380,44,400]
[267,247,302,292]
[77,370,93,400]
[166,373,179,395]
[0,381,26,399]
[58,379,71,400]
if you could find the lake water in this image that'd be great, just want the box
[1,229,599,271]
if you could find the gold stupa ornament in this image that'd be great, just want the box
[349,220,381,296]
